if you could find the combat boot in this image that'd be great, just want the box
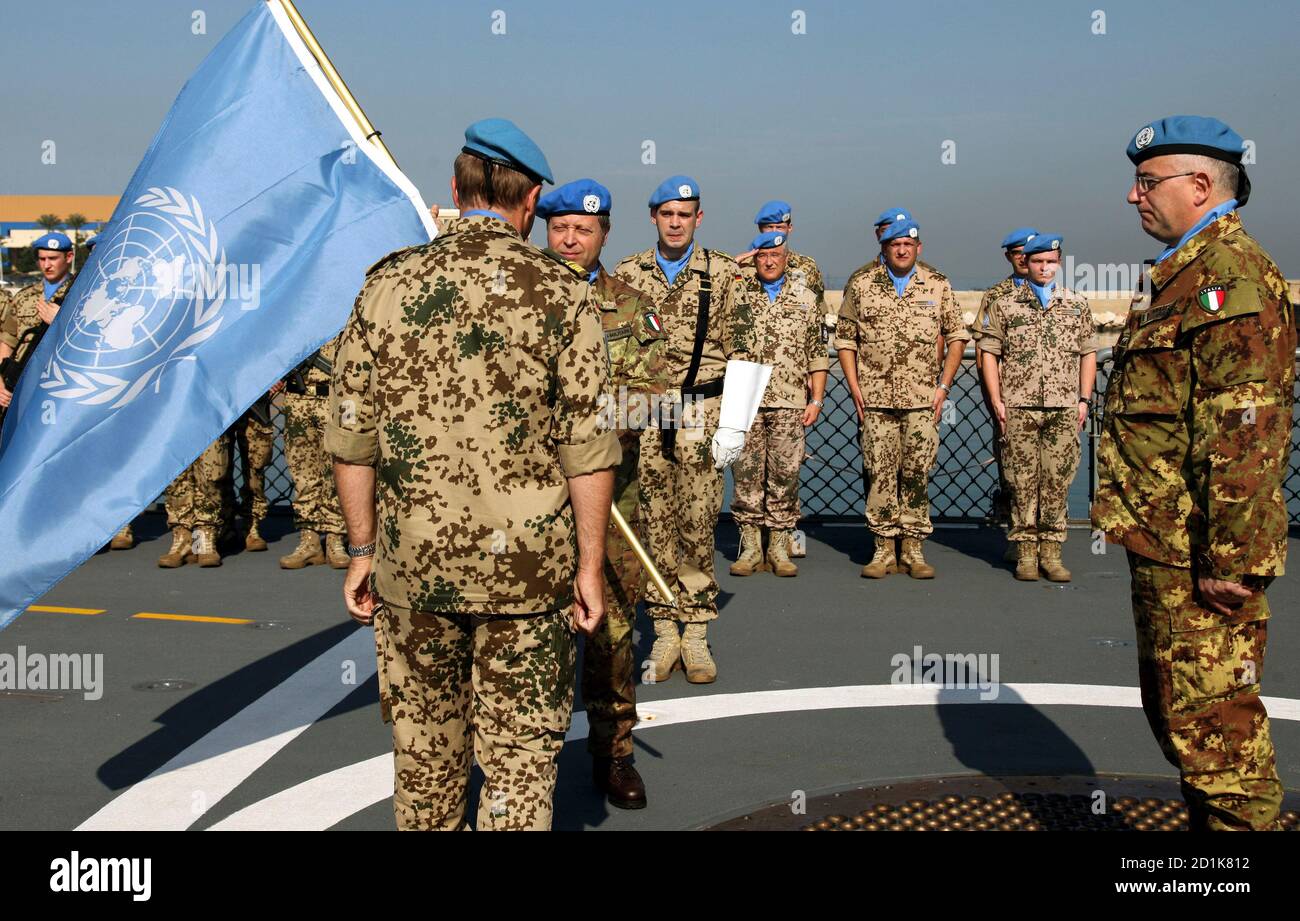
[1014,541,1039,581]
[244,521,268,552]
[680,622,716,684]
[898,538,935,579]
[767,529,798,577]
[860,536,897,579]
[324,532,350,570]
[280,529,325,569]
[1038,541,1072,582]
[646,618,681,683]
[157,528,191,568]
[110,524,134,551]
[192,526,222,567]
[729,523,764,577]
[789,528,806,558]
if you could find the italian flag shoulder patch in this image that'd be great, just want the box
[645,311,664,333]
[1197,285,1226,313]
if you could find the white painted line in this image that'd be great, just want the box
[77,628,375,831]
[208,683,1300,830]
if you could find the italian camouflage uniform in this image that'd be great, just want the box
[974,275,1023,521]
[283,336,344,535]
[732,271,828,530]
[582,266,669,760]
[978,282,1096,543]
[613,244,754,623]
[834,261,968,538]
[1093,212,1295,831]
[325,213,620,831]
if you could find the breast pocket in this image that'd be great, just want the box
[1113,313,1188,416]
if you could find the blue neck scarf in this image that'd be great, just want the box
[656,242,695,287]
[1157,199,1237,263]
[462,208,510,224]
[43,276,67,300]
[586,267,599,284]
[1012,275,1027,287]
[761,276,785,303]
[887,265,915,298]
[1029,279,1055,309]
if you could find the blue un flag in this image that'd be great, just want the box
[0,2,435,628]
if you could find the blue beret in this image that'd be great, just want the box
[537,178,611,220]
[1000,227,1040,249]
[32,232,73,252]
[754,200,792,225]
[874,206,912,227]
[462,117,553,185]
[749,230,788,251]
[1022,233,1062,256]
[649,175,699,208]
[879,220,920,243]
[85,236,99,250]
[1127,114,1250,206]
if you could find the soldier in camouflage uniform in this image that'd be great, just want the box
[614,175,756,684]
[232,410,275,552]
[736,200,826,303]
[0,234,77,410]
[539,178,669,809]
[835,220,969,579]
[974,228,1038,550]
[158,434,232,567]
[1093,116,1293,831]
[280,337,349,570]
[731,231,828,578]
[978,234,1097,582]
[326,120,619,831]
[872,207,939,275]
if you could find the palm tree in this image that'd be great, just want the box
[65,213,87,271]
[36,214,62,232]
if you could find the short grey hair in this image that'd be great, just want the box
[1181,153,1240,201]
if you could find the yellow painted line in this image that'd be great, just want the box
[28,605,106,615]
[132,612,255,625]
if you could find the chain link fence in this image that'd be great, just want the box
[232,350,1300,526]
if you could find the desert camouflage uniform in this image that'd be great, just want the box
[974,275,1021,522]
[979,282,1096,543]
[165,435,232,531]
[1,274,76,360]
[284,336,344,534]
[232,411,274,533]
[732,271,828,529]
[613,244,754,623]
[582,266,669,760]
[325,213,620,830]
[1093,211,1295,831]
[834,260,968,538]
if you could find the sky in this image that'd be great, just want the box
[3,0,1297,287]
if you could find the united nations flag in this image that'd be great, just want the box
[0,1,436,628]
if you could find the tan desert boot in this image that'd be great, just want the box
[244,521,268,552]
[1038,541,1072,582]
[192,526,222,567]
[645,618,681,683]
[110,524,134,551]
[767,529,798,577]
[157,527,191,568]
[324,533,350,570]
[1015,541,1039,581]
[680,622,716,684]
[729,523,764,577]
[861,536,897,579]
[280,529,325,569]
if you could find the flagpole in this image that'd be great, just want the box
[268,0,400,174]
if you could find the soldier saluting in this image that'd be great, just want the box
[1094,116,1294,831]
[0,232,77,411]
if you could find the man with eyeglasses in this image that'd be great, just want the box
[1093,116,1294,831]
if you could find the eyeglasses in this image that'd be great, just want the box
[1132,171,1195,194]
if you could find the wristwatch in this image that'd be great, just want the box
[346,541,376,558]
[938,382,952,394]
[810,399,824,408]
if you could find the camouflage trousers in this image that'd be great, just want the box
[233,412,275,528]
[283,393,344,534]
[860,408,938,539]
[1127,552,1281,830]
[583,439,643,759]
[1004,407,1080,543]
[639,395,723,623]
[374,601,577,831]
[165,434,231,530]
[731,407,805,529]
[975,360,1013,523]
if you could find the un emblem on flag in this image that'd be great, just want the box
[42,186,227,408]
